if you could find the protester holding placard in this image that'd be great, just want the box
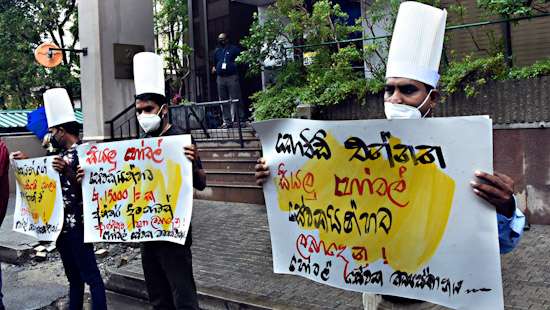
[255,2,524,309]
[381,1,525,256]
[12,88,107,310]
[132,52,206,310]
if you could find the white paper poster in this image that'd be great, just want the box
[77,135,193,245]
[12,156,64,241]
[253,116,503,309]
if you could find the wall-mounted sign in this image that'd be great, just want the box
[114,44,145,79]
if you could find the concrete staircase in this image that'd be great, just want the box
[193,127,265,205]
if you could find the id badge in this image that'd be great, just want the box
[221,62,227,70]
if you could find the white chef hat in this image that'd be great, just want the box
[386,1,447,88]
[133,52,165,97]
[43,88,76,128]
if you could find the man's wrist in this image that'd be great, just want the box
[192,159,201,171]
[498,197,516,218]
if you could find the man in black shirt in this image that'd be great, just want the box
[133,52,206,310]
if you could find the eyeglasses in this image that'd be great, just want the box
[384,84,423,96]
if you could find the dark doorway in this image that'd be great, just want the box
[190,0,261,121]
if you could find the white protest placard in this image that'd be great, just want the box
[77,135,193,245]
[12,156,64,241]
[253,116,503,309]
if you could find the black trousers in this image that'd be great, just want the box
[141,241,199,310]
[56,228,107,310]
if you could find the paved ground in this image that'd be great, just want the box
[0,195,151,310]
[110,199,362,309]
[2,196,549,309]
[0,196,67,310]
[501,225,550,310]
[109,200,550,310]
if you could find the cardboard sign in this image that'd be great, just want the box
[253,116,502,309]
[77,135,193,245]
[12,156,64,241]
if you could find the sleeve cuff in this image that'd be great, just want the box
[497,195,526,235]
[497,195,526,253]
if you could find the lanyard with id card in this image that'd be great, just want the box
[221,48,228,70]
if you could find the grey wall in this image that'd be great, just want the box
[79,0,154,141]
[494,129,550,224]
[317,76,550,127]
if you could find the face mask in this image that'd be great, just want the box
[138,105,165,133]
[43,133,57,153]
[49,131,63,150]
[384,89,433,120]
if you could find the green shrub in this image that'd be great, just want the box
[508,58,550,79]
[251,86,301,121]
[440,54,508,97]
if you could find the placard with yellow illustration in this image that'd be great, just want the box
[77,135,193,245]
[253,116,503,309]
[12,156,64,241]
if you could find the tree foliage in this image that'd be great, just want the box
[477,0,550,17]
[154,0,192,99]
[238,0,550,120]
[238,0,382,120]
[0,0,79,109]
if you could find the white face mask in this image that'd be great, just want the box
[384,89,433,120]
[137,105,165,133]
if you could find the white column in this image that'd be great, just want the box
[79,0,155,141]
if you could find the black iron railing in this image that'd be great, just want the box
[105,103,139,141]
[105,99,246,147]
[169,99,245,147]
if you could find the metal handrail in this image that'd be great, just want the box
[169,99,244,147]
[106,102,135,123]
[105,102,138,141]
[286,12,550,50]
[105,99,246,147]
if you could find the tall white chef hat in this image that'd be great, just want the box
[133,52,165,97]
[385,1,447,88]
[43,88,76,128]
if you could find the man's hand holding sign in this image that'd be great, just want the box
[471,171,516,218]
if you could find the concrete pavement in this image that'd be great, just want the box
[108,200,550,310]
[1,195,548,309]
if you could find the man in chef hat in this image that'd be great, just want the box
[12,88,107,310]
[133,52,206,310]
[255,1,525,309]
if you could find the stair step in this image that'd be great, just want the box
[192,131,257,140]
[198,148,262,160]
[202,159,257,171]
[106,267,272,310]
[191,127,255,134]
[194,184,264,204]
[195,139,261,148]
[206,170,256,184]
